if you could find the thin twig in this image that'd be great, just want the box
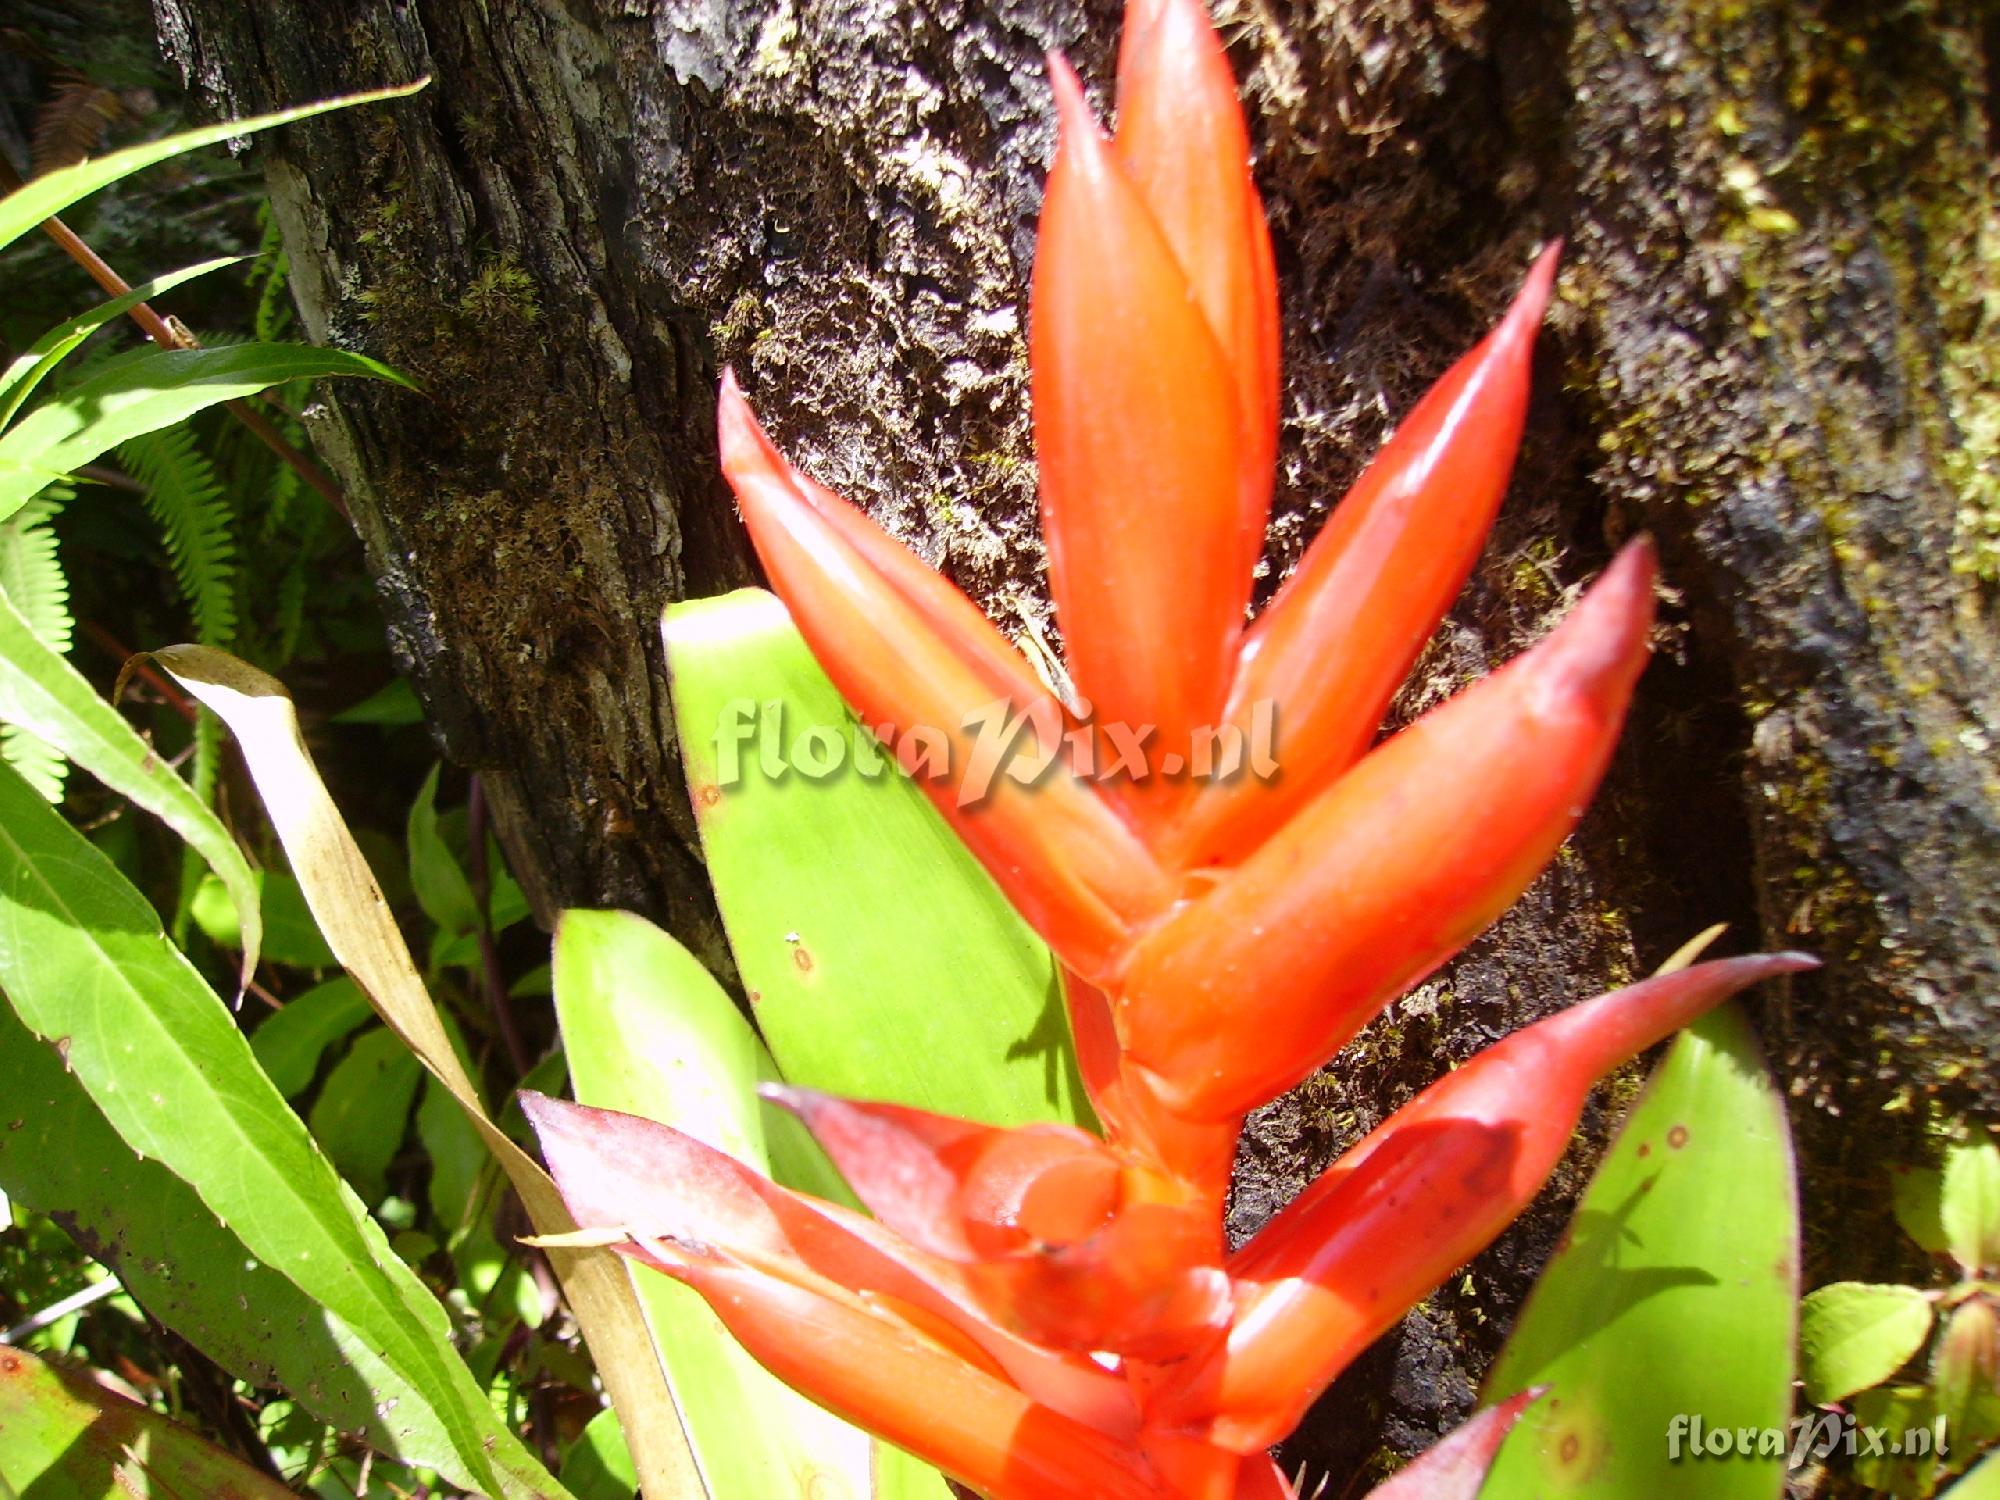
[1,156,355,523]
[466,774,531,1078]
[82,621,199,724]
[2,1274,121,1343]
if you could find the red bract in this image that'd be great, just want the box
[528,0,1815,1493]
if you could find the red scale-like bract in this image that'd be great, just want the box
[527,2,1814,1494]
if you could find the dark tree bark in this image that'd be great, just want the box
[150,0,1998,1480]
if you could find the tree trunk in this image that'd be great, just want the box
[151,0,1998,1479]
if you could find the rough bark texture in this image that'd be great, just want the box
[150,0,1997,1482]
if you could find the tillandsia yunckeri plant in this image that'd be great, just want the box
[523,0,1816,1494]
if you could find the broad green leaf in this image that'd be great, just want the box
[1799,1282,1936,1405]
[1945,1449,2000,1499]
[0,757,565,1499]
[1852,1384,1946,1498]
[0,83,426,254]
[192,868,338,969]
[332,675,425,725]
[0,343,412,527]
[1897,1164,1953,1256]
[0,1001,534,1482]
[561,1407,640,1500]
[555,908,951,1500]
[408,762,481,939]
[663,589,1090,1130]
[1943,1127,2000,1277]
[1480,1005,1798,1499]
[0,585,260,980]
[0,491,73,802]
[0,258,244,429]
[310,1025,425,1203]
[0,1343,293,1498]
[249,976,372,1097]
[155,643,703,1500]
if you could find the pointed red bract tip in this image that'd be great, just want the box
[1118,539,1660,1121]
[1165,246,1566,871]
[1157,952,1808,1447]
[1034,48,1250,806]
[1114,0,1279,577]
[716,380,1175,978]
[1363,1390,1547,1500]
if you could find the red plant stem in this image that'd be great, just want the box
[467,774,531,1078]
[30,205,353,523]
[84,621,199,724]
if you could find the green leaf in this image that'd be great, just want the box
[0,258,244,430]
[249,976,373,1097]
[122,424,239,648]
[0,490,74,802]
[1479,1005,1798,1499]
[0,585,260,980]
[192,867,338,969]
[662,589,1090,1130]
[1852,1385,1947,1498]
[1799,1282,1936,1405]
[309,1025,425,1204]
[0,342,412,527]
[560,1408,640,1500]
[1897,1164,1953,1257]
[332,676,425,725]
[1943,1127,2000,1277]
[0,1343,294,1498]
[555,908,947,1500]
[408,761,481,938]
[1944,1449,2000,1500]
[0,755,568,1499]
[155,641,703,1500]
[0,83,426,255]
[0,1000,540,1483]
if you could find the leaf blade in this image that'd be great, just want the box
[1478,1004,1799,1499]
[662,588,1091,1131]
[0,755,564,1498]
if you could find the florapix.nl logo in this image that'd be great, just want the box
[712,696,1282,807]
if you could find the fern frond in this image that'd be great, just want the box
[119,426,238,649]
[0,485,76,800]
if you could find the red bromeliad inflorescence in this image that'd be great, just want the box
[524,0,1815,1494]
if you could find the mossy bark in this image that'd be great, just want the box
[151,0,1996,1480]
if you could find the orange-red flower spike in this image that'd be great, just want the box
[1033,56,1250,789]
[1156,953,1816,1450]
[1115,0,1278,577]
[717,373,1173,978]
[1117,538,1659,1121]
[1166,245,1561,871]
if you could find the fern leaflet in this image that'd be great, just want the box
[0,485,76,800]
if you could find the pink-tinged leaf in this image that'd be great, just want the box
[1167,246,1560,870]
[1032,57,1249,804]
[1118,537,1659,1122]
[717,375,1172,978]
[1154,953,1817,1448]
[1363,1388,1546,1499]
[522,1092,1137,1435]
